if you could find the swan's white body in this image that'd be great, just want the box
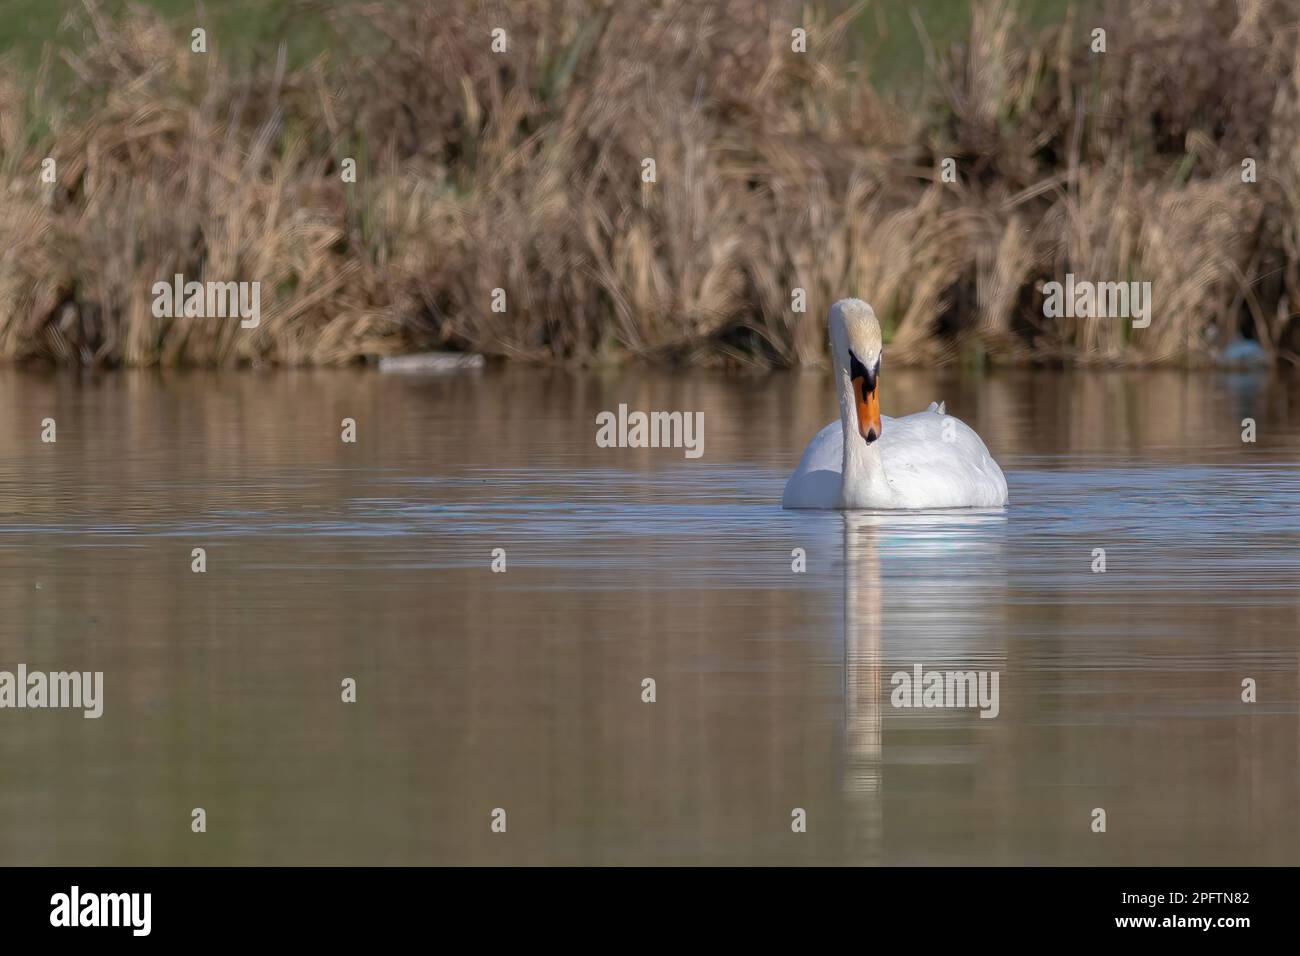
[782,401,1008,509]
[782,299,1008,510]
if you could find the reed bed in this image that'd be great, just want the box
[1,0,1298,368]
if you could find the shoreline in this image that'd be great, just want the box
[2,2,1297,369]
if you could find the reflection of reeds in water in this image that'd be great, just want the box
[2,1,1300,367]
[3,362,1299,522]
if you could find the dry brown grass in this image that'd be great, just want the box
[1,0,1298,368]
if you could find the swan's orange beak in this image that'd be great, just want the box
[855,377,881,444]
[850,352,882,444]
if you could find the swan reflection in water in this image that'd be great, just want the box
[840,507,1009,862]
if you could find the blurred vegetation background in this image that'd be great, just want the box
[0,0,1293,368]
[1,0,1088,86]
[2,0,321,63]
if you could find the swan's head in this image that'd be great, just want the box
[829,298,883,444]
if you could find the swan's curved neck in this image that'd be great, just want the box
[836,364,890,508]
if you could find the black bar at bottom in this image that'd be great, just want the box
[0,866,1277,941]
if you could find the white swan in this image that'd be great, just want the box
[782,299,1008,510]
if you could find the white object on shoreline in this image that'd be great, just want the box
[379,352,485,373]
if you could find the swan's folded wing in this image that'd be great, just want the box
[782,421,842,509]
[879,411,1008,508]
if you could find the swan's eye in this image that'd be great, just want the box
[849,351,877,395]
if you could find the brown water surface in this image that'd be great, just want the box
[0,365,1297,864]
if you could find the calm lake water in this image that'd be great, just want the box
[1,364,1298,865]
